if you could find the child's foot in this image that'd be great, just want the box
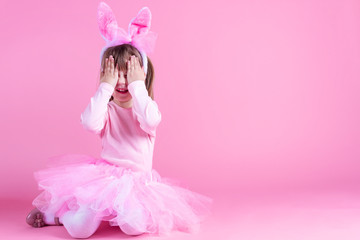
[26,208,45,227]
[26,208,63,228]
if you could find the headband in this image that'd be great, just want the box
[97,2,158,74]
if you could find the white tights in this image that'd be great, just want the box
[59,206,102,239]
[45,206,145,238]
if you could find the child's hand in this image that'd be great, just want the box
[127,55,146,85]
[100,55,119,88]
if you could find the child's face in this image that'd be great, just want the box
[112,69,132,102]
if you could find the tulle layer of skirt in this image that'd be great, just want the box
[32,154,213,235]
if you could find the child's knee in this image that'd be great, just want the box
[61,208,101,238]
[120,223,145,236]
[64,219,101,239]
[67,226,95,239]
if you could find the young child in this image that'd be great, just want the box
[26,2,213,238]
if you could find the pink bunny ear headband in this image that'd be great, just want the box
[97,2,158,75]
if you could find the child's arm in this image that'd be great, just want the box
[128,80,162,137]
[80,82,114,135]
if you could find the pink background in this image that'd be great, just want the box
[0,0,360,239]
[1,0,359,199]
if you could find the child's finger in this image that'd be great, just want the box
[106,58,111,72]
[131,55,135,70]
[137,58,143,73]
[135,56,140,68]
[110,56,114,73]
[127,60,131,74]
[114,63,119,76]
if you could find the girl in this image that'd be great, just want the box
[26,2,213,238]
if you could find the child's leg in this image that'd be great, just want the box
[60,206,102,239]
[120,223,145,236]
[43,211,56,225]
[26,208,62,227]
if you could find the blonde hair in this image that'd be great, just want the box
[99,44,155,101]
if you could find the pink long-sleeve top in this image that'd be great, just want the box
[80,80,162,172]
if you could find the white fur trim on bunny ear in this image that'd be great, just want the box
[140,50,148,74]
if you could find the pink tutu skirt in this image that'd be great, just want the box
[32,154,213,236]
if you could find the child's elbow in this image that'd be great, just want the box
[145,103,162,128]
[140,112,161,137]
[80,115,104,134]
[148,111,162,129]
[83,123,103,134]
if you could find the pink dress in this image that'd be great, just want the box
[32,80,213,236]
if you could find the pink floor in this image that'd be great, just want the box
[3,189,360,240]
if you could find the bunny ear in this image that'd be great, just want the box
[97,2,119,42]
[128,7,152,38]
